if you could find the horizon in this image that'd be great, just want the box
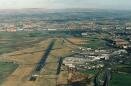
[0,0,131,10]
[0,7,131,12]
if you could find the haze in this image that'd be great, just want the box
[0,0,131,10]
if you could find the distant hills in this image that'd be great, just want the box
[0,8,130,14]
[0,8,48,15]
[0,8,131,21]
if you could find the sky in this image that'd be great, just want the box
[0,0,131,10]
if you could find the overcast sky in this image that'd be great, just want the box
[0,0,131,10]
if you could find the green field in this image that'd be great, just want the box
[0,31,47,54]
[0,62,18,84]
[82,35,108,49]
[110,73,131,86]
[79,69,98,75]
[110,65,131,86]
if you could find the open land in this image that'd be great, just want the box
[0,32,83,86]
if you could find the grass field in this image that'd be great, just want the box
[0,31,47,54]
[79,69,98,75]
[110,73,131,86]
[80,33,110,49]
[110,64,131,86]
[83,36,107,49]
[0,62,18,85]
